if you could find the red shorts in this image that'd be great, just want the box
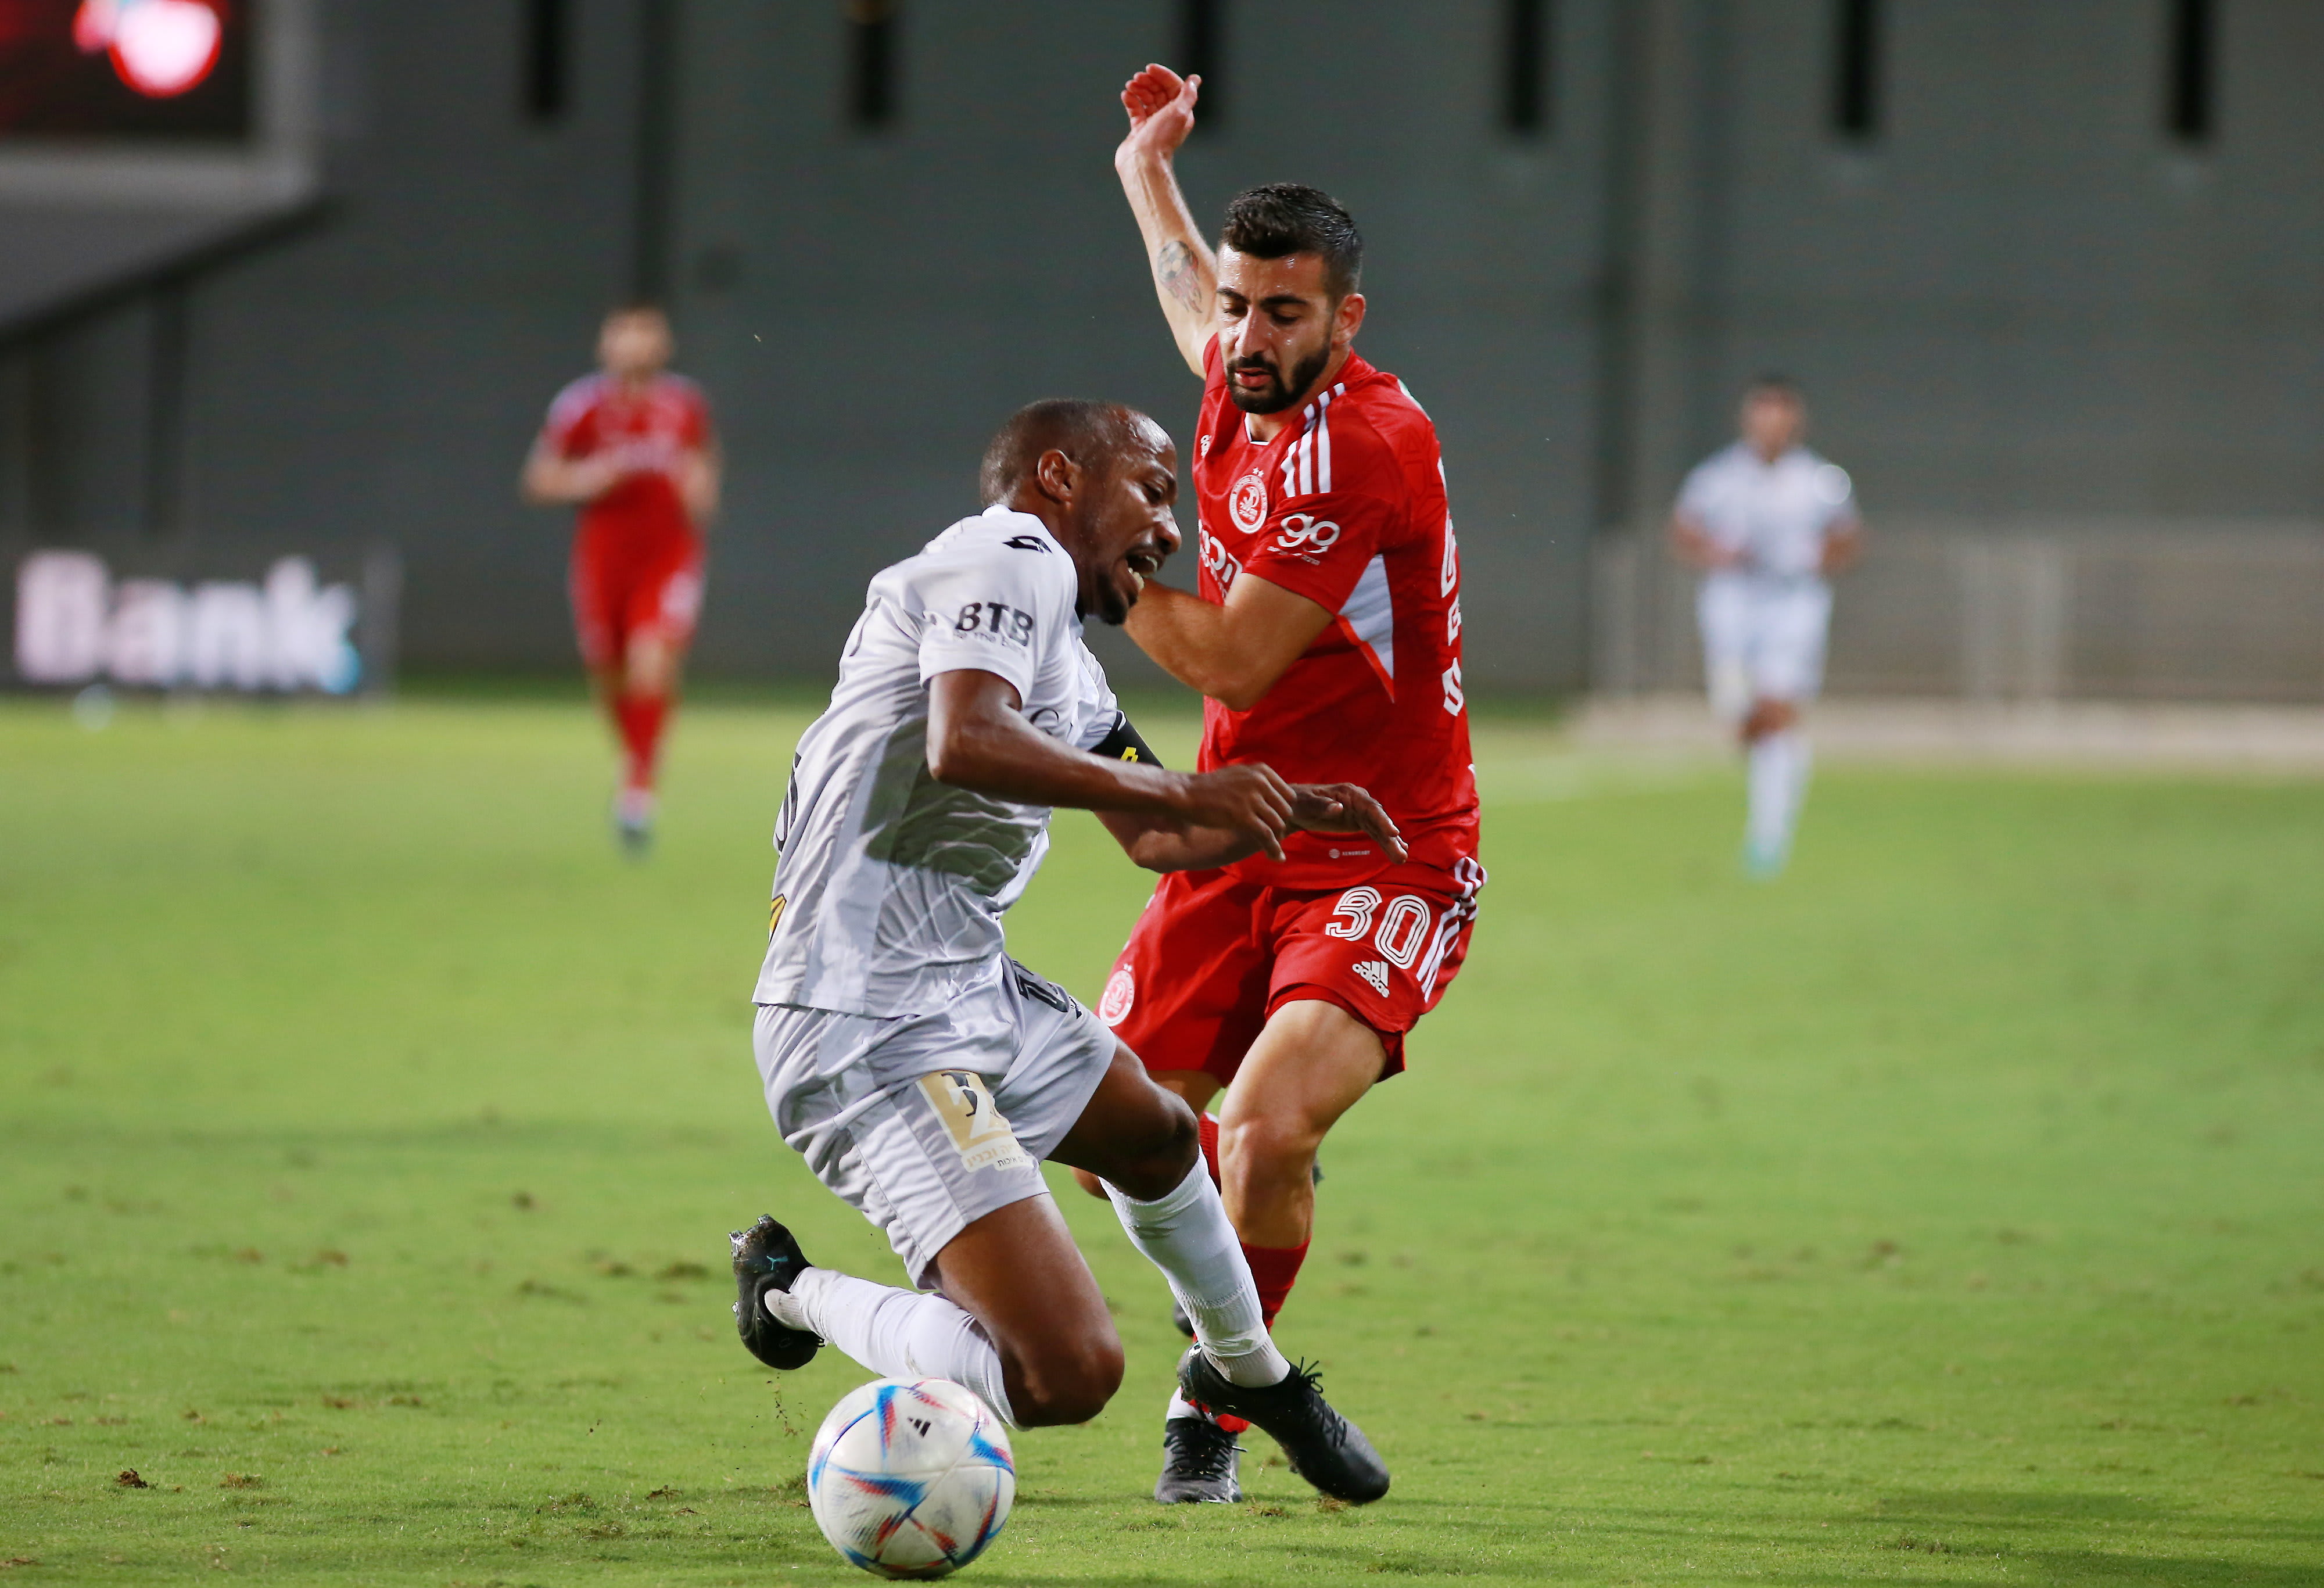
[569,524,704,672]
[1099,856,1485,1085]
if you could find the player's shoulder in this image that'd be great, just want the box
[910,508,1074,598]
[1329,363,1440,473]
[1279,365,1432,519]
[1688,440,1755,484]
[547,372,609,424]
[654,371,711,410]
[1788,447,1854,505]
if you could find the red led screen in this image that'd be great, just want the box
[0,0,249,138]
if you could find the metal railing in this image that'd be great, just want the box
[1591,521,2324,703]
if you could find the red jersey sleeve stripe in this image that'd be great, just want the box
[1336,552,1396,696]
[1319,386,1340,492]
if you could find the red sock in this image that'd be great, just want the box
[1242,1240,1310,1331]
[1198,1241,1310,1432]
[1196,1112,1222,1189]
[616,694,669,792]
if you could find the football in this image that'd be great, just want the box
[806,1378,1016,1579]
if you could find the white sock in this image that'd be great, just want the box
[770,1268,1020,1428]
[1106,1162,1290,1389]
[1747,729,1810,859]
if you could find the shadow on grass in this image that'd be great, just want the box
[1831,1490,2324,1588]
[1871,1487,2164,1523]
[2011,1555,2324,1586]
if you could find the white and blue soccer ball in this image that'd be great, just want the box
[806,1377,1015,1580]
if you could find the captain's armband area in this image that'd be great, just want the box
[1089,714,1163,768]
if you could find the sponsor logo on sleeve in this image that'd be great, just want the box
[941,601,1037,648]
[1273,514,1342,558]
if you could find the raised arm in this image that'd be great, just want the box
[1115,64,1222,379]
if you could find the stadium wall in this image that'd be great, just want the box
[1,1,2318,697]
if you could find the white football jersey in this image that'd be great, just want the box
[755,506,1123,1017]
[1676,442,1857,580]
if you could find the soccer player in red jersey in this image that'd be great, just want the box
[1091,64,1486,1502]
[522,305,720,852]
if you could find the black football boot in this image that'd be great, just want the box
[729,1215,821,1371]
[1154,1413,1245,1503]
[1178,1347,1389,1504]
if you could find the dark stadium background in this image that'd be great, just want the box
[1,0,2317,696]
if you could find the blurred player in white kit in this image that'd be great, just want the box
[1670,378,1863,876]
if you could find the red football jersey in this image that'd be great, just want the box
[540,372,713,551]
[1189,336,1479,886]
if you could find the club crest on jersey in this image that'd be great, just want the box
[1229,472,1269,533]
[1098,967,1135,1026]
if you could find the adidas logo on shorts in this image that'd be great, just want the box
[1353,960,1391,996]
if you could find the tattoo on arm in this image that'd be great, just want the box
[1157,240,1204,315]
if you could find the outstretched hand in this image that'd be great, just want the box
[1289,783,1408,865]
[1118,63,1200,162]
[1170,763,1295,863]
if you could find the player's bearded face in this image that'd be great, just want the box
[1224,331,1333,417]
[1217,250,1342,416]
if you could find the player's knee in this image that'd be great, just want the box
[1083,1083,1199,1202]
[1220,1112,1324,1189]
[1006,1336,1124,1428]
[1153,1087,1202,1172]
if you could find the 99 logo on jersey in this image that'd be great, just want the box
[1274,513,1342,554]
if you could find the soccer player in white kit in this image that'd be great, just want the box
[728,399,1397,1503]
[1670,378,1863,876]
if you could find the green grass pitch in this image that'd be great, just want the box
[3,693,2321,1586]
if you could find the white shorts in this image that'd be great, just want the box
[752,958,1117,1288]
[1698,573,1833,721]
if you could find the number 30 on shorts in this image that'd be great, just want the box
[1324,887,1434,970]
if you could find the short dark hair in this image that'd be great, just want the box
[1221,183,1364,299]
[979,399,1143,506]
[1745,373,1802,402]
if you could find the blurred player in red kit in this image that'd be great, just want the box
[1087,65,1486,1503]
[522,305,721,852]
